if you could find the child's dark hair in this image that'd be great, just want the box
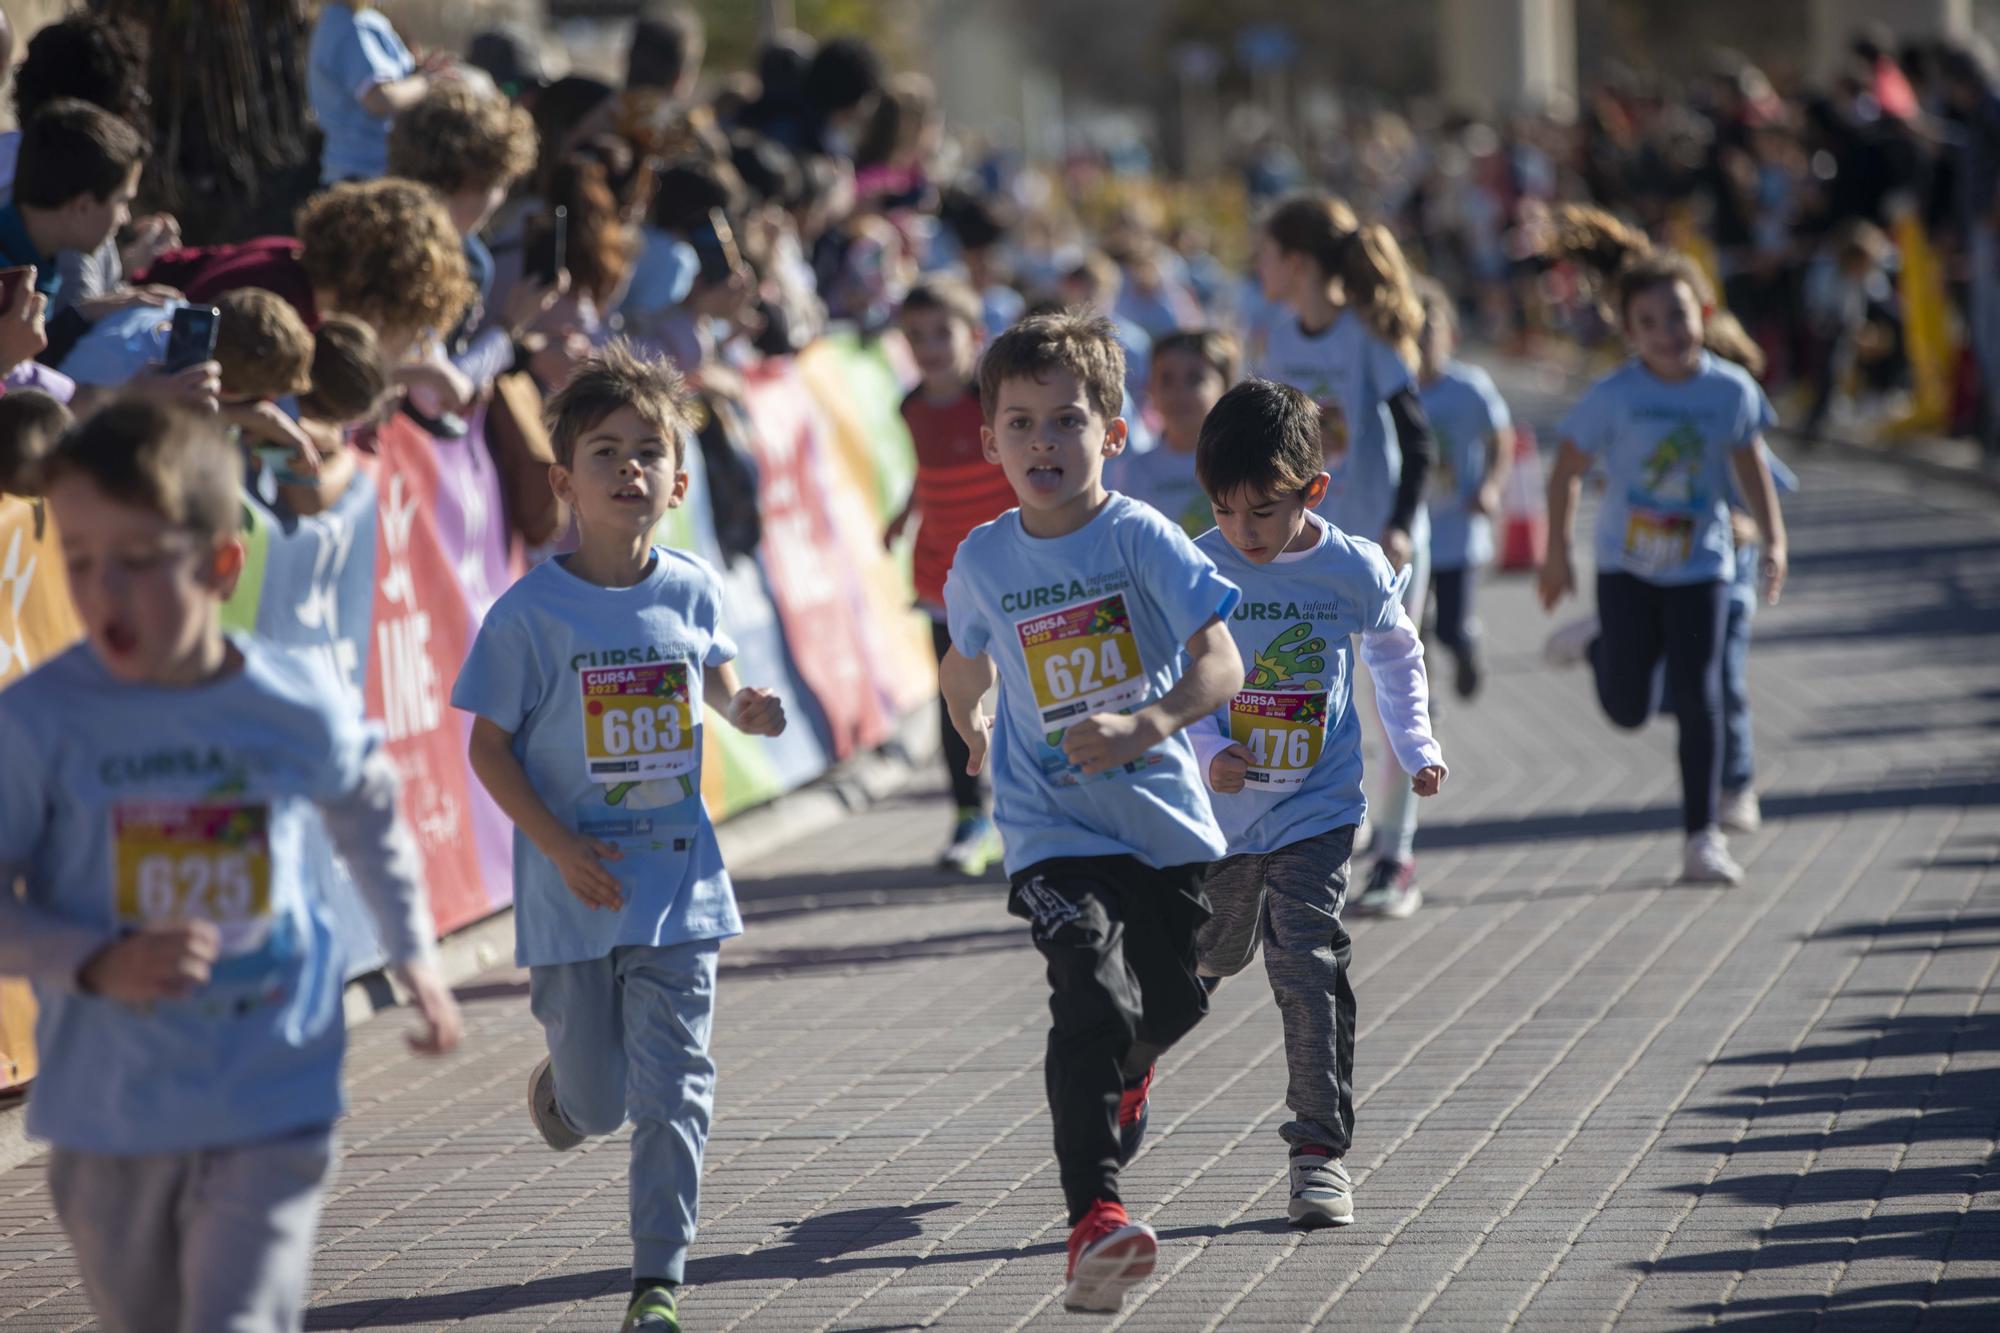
[900,277,981,331]
[40,399,240,540]
[13,12,149,125]
[1196,378,1324,501]
[0,390,75,498]
[1263,191,1421,367]
[13,99,147,209]
[803,36,885,117]
[545,338,694,469]
[1151,328,1241,385]
[626,5,703,92]
[214,289,315,401]
[299,315,388,426]
[1614,249,1767,377]
[977,309,1125,423]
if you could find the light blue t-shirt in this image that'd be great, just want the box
[0,638,379,1154]
[58,299,184,386]
[1256,309,1419,540]
[1110,444,1211,538]
[1420,361,1512,571]
[1559,352,1776,586]
[451,548,743,967]
[1196,521,1404,855]
[308,3,415,184]
[945,494,1239,874]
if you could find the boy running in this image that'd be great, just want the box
[1187,378,1445,1229]
[939,310,1243,1312]
[0,400,462,1332]
[453,341,786,1333]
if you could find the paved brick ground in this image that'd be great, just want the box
[3,359,1999,1330]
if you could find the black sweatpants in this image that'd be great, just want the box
[1008,856,1212,1223]
[1592,572,1729,834]
[1430,566,1478,661]
[932,619,987,812]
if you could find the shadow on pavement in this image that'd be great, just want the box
[306,1267,628,1328]
[1410,778,1999,851]
[1634,1006,2000,1319]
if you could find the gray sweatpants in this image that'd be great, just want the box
[1196,825,1357,1155]
[47,1125,334,1333]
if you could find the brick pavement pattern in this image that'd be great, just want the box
[3,360,1999,1330]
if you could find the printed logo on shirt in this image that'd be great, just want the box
[98,746,234,787]
[571,644,673,672]
[1232,599,1342,628]
[998,570,1130,615]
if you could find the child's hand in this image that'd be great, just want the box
[1537,549,1574,612]
[958,708,992,776]
[1411,764,1446,797]
[133,361,222,414]
[1472,481,1502,518]
[1378,525,1413,573]
[80,921,221,1002]
[543,830,624,911]
[729,686,787,736]
[1209,742,1253,793]
[394,960,463,1056]
[1062,712,1157,776]
[1761,543,1787,606]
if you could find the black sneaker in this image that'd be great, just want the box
[1454,646,1483,700]
[1351,859,1422,919]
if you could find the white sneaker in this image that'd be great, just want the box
[1718,788,1762,834]
[1682,827,1743,885]
[526,1057,585,1151]
[1288,1151,1354,1229]
[1543,614,1601,668]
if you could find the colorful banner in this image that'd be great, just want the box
[0,335,936,1090]
[0,495,81,1091]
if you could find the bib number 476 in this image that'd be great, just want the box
[1245,725,1312,770]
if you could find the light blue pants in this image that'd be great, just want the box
[530,939,720,1283]
[1369,526,1431,865]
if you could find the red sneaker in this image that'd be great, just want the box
[1116,1064,1153,1164]
[1063,1199,1158,1312]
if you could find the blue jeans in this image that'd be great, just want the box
[1721,546,1758,792]
[529,940,721,1283]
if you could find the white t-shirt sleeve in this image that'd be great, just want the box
[1358,604,1445,777]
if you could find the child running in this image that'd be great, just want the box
[940,310,1243,1312]
[1538,250,1788,886]
[1250,191,1439,917]
[1112,327,1239,536]
[884,278,1018,874]
[453,341,787,1333]
[1188,378,1445,1229]
[1412,279,1513,699]
[0,400,462,1332]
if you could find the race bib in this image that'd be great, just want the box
[113,800,273,958]
[1230,689,1331,790]
[581,662,696,784]
[1623,503,1695,575]
[1016,593,1148,728]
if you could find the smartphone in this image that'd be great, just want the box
[0,266,30,311]
[529,205,568,285]
[163,304,220,373]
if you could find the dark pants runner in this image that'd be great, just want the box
[1592,572,1729,833]
[1008,856,1211,1222]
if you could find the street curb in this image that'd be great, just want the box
[0,712,936,1176]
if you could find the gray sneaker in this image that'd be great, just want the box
[526,1057,584,1151]
[1288,1151,1354,1228]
